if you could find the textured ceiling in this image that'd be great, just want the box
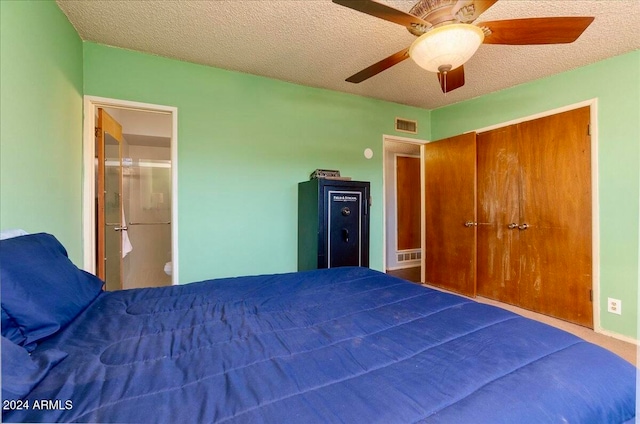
[57,0,640,109]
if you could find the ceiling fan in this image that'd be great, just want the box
[333,0,594,93]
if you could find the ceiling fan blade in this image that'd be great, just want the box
[333,0,431,30]
[452,0,498,23]
[478,17,594,45]
[437,65,465,93]
[346,47,410,83]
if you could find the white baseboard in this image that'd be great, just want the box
[387,263,421,271]
[594,328,639,346]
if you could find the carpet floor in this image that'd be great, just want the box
[387,267,636,365]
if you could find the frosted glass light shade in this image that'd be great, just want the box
[409,24,484,73]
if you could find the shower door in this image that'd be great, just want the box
[125,158,172,289]
[97,108,125,290]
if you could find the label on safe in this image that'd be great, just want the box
[332,195,358,202]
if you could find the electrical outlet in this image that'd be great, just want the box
[607,298,622,315]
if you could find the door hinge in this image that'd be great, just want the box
[95,127,101,137]
[587,124,591,136]
[589,289,593,302]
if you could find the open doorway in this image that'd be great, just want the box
[83,96,178,288]
[383,135,426,283]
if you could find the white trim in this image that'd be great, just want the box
[468,99,602,334]
[589,100,601,336]
[387,264,421,271]
[384,134,429,145]
[420,144,426,284]
[596,328,639,346]
[469,99,596,135]
[82,96,179,285]
[382,134,428,277]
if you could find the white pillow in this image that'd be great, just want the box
[0,229,29,240]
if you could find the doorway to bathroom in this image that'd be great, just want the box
[83,96,178,289]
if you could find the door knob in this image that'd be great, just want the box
[507,223,518,229]
[518,223,529,230]
[464,221,477,227]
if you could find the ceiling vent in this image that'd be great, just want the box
[395,118,418,134]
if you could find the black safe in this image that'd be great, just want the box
[298,179,370,270]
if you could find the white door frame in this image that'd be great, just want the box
[82,96,179,285]
[382,134,428,279]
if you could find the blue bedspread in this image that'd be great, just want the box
[4,267,636,423]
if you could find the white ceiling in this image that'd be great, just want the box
[57,0,640,110]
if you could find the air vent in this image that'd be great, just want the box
[397,250,422,262]
[395,118,418,134]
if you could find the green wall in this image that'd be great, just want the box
[0,0,84,263]
[2,0,636,339]
[83,43,430,283]
[431,51,640,339]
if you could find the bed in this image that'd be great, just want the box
[1,233,636,423]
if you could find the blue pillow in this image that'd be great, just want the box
[1,307,28,347]
[1,336,67,401]
[0,233,104,348]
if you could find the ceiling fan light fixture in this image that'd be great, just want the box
[409,24,484,73]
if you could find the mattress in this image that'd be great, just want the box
[3,267,636,423]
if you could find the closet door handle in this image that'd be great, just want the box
[464,221,477,227]
[114,226,128,231]
[518,223,529,230]
[507,223,518,229]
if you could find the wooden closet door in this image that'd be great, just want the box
[476,125,520,304]
[517,107,592,327]
[424,132,477,297]
[396,156,421,250]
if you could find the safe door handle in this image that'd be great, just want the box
[342,228,349,243]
